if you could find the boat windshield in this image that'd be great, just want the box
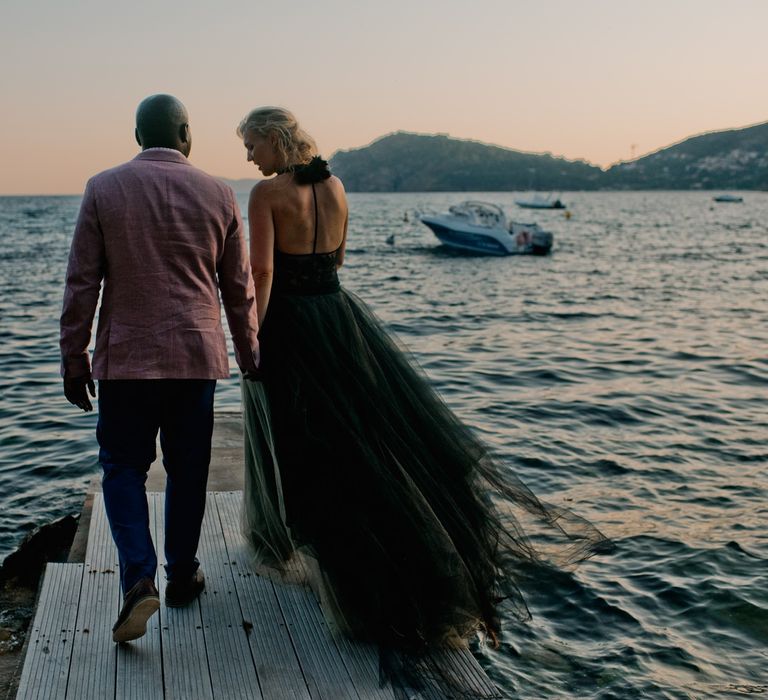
[448,201,505,228]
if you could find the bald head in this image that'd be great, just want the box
[135,94,191,156]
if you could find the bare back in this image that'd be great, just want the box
[266,174,348,255]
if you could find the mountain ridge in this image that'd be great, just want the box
[220,120,768,193]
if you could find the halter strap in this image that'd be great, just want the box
[311,183,319,255]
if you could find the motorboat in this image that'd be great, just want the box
[713,194,743,203]
[420,201,553,256]
[515,193,566,209]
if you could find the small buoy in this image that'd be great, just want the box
[386,234,396,245]
[564,210,572,220]
[403,212,409,222]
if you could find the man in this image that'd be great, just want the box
[60,94,260,643]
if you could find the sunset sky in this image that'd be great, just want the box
[1,0,766,194]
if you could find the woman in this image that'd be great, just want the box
[236,107,610,655]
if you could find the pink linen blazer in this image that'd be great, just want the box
[60,149,260,380]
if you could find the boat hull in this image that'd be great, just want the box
[421,215,552,256]
[515,201,566,209]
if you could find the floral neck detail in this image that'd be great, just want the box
[278,156,331,184]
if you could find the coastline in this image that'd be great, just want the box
[0,513,80,699]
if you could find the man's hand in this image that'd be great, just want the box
[63,375,96,411]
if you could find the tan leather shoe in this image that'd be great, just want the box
[112,577,160,643]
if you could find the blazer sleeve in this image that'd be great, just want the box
[218,188,260,372]
[59,178,105,378]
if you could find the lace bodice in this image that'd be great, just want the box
[272,249,340,295]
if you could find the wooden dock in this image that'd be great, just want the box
[14,416,503,699]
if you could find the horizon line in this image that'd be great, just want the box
[2,117,765,196]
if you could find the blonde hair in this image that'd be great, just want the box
[236,107,317,168]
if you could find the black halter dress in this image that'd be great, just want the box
[241,166,611,657]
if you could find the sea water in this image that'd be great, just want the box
[1,191,766,698]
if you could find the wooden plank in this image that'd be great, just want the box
[155,491,214,700]
[57,488,499,700]
[331,634,398,700]
[216,492,500,700]
[425,647,503,699]
[368,648,444,700]
[342,645,501,700]
[16,563,84,700]
[216,491,358,699]
[448,647,503,698]
[196,492,263,699]
[271,569,359,699]
[215,491,311,700]
[115,491,164,700]
[66,492,120,699]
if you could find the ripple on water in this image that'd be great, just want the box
[2,192,768,698]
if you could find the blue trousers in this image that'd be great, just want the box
[96,379,216,594]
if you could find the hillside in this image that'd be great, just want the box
[329,124,768,191]
[329,132,605,192]
[606,121,768,189]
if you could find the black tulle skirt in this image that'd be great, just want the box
[241,285,611,653]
